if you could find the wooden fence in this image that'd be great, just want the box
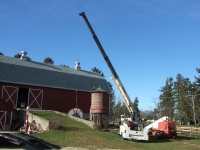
[177,126,200,138]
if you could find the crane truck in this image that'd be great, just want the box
[79,12,177,141]
[79,12,135,122]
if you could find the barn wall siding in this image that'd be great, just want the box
[0,110,13,130]
[42,88,91,113]
[0,82,92,114]
[28,88,43,109]
[0,82,110,131]
[1,85,18,108]
[0,110,6,130]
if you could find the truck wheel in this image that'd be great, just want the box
[155,132,160,140]
[172,134,177,140]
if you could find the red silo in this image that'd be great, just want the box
[90,87,110,126]
[91,87,106,114]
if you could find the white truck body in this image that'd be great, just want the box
[119,116,169,141]
[119,122,149,141]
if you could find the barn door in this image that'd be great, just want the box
[0,111,7,130]
[1,86,18,108]
[28,88,43,109]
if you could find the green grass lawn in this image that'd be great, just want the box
[31,111,200,150]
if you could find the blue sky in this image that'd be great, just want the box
[1,0,200,110]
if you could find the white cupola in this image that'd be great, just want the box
[20,51,28,61]
[75,61,81,70]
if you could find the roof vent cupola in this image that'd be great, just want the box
[20,51,28,61]
[75,61,81,70]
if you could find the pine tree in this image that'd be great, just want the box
[91,67,104,76]
[14,53,21,58]
[107,81,116,117]
[159,77,175,119]
[193,68,200,126]
[174,74,193,123]
[131,97,140,120]
[44,57,54,64]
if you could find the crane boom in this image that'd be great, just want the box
[79,12,134,115]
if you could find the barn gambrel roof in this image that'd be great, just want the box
[0,55,110,93]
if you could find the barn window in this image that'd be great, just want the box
[17,88,29,108]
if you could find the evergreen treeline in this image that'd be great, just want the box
[157,68,200,127]
[113,97,141,122]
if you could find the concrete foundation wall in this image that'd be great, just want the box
[54,111,95,129]
[15,109,95,131]
[28,112,49,131]
[83,113,90,120]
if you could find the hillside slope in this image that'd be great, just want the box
[31,111,199,150]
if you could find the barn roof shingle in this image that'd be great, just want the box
[0,55,110,93]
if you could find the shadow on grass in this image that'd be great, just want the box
[176,135,196,140]
[145,137,173,143]
[145,135,197,143]
[58,126,87,131]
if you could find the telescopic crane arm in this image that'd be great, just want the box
[79,12,134,115]
[79,12,118,78]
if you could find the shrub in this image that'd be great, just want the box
[49,116,62,130]
[93,123,102,130]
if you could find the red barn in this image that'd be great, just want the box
[0,52,110,130]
